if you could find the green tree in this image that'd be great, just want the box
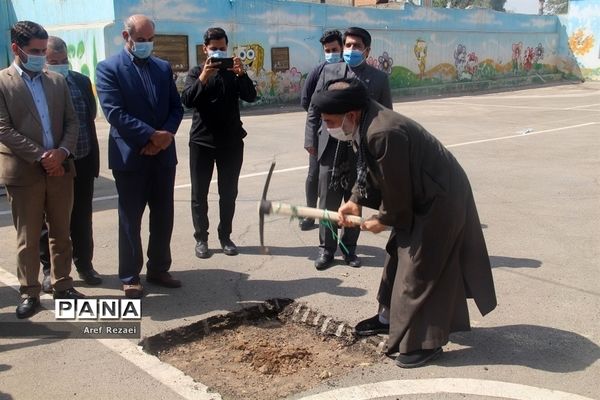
[432,0,506,11]
[539,0,568,15]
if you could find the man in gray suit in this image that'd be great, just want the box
[305,27,392,270]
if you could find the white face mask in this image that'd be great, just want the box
[326,114,355,141]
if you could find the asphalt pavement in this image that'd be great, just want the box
[0,81,598,400]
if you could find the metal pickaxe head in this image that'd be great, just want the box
[259,161,276,254]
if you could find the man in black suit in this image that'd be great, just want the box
[181,27,257,259]
[40,36,102,292]
[298,30,343,231]
[305,27,392,270]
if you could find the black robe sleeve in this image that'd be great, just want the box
[368,130,413,229]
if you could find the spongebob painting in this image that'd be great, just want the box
[233,43,264,77]
[414,38,427,80]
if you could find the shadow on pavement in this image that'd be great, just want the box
[445,324,600,372]
[490,256,542,269]
[0,336,62,354]
[236,245,386,267]
[0,286,18,311]
[73,269,368,322]
[0,363,12,400]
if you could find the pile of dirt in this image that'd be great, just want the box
[158,319,378,400]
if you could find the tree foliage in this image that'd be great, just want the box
[540,0,569,15]
[432,0,506,11]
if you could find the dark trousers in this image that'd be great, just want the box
[305,152,318,208]
[190,141,244,242]
[112,163,176,284]
[41,155,95,274]
[317,142,360,256]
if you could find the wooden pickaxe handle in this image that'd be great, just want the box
[259,200,364,226]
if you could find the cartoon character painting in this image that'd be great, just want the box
[454,44,467,79]
[465,52,479,77]
[523,47,535,71]
[233,43,265,77]
[512,42,523,75]
[414,38,427,80]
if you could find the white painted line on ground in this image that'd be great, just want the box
[565,103,600,110]
[298,378,594,400]
[430,101,600,112]
[0,122,595,217]
[0,264,221,400]
[453,91,600,99]
[0,265,19,290]
[0,165,310,215]
[446,122,598,148]
[92,166,308,203]
[97,339,221,400]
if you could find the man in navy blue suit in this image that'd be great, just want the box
[96,14,184,299]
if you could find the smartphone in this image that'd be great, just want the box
[209,57,234,69]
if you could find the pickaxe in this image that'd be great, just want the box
[258,161,363,254]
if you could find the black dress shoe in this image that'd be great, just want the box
[299,218,316,231]
[16,297,40,319]
[220,239,239,256]
[314,252,334,270]
[354,314,390,336]
[395,347,442,368]
[344,253,362,268]
[195,241,210,259]
[78,268,103,286]
[53,288,86,300]
[42,273,52,294]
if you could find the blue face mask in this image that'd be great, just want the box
[343,49,365,68]
[325,52,341,64]
[19,47,46,73]
[47,64,69,78]
[131,41,153,59]
[208,49,227,59]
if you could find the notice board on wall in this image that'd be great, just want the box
[271,47,290,72]
[153,35,189,72]
[196,44,208,67]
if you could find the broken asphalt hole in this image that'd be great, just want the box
[141,299,384,400]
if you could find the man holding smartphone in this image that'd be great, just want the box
[182,27,257,259]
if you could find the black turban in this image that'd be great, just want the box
[311,78,369,114]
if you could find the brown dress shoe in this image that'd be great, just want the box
[146,272,181,288]
[123,283,144,299]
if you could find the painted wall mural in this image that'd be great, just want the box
[107,0,584,100]
[2,0,592,96]
[569,28,596,56]
[563,0,600,80]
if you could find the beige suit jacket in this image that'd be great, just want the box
[0,64,78,186]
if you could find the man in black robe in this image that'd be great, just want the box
[312,79,497,368]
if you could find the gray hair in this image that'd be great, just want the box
[47,36,67,53]
[124,14,155,35]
